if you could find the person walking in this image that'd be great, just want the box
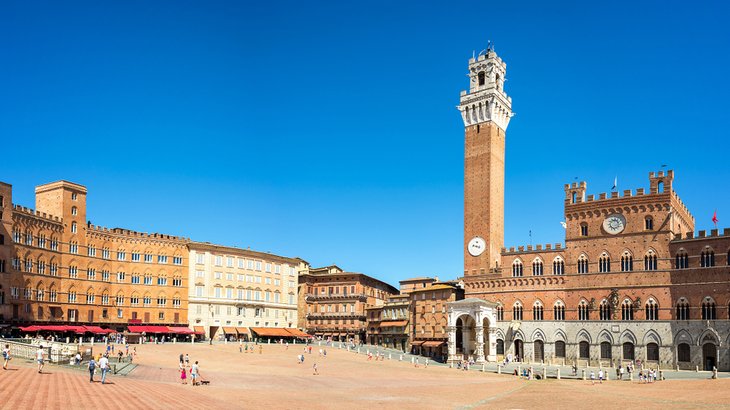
[191,361,200,386]
[598,369,604,384]
[36,345,46,373]
[180,365,188,384]
[312,362,319,375]
[99,354,110,384]
[590,370,596,385]
[88,357,97,383]
[2,344,11,370]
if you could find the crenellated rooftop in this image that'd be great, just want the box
[87,223,189,242]
[502,243,564,255]
[673,227,730,241]
[12,204,63,224]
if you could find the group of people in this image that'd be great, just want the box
[87,353,112,384]
[238,340,264,354]
[178,353,202,385]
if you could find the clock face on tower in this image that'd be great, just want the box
[602,214,627,235]
[468,236,486,257]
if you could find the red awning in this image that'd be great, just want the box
[84,326,114,334]
[127,325,171,333]
[20,326,40,332]
[168,327,195,335]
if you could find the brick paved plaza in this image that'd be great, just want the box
[1,342,729,409]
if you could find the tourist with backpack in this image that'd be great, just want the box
[88,357,97,382]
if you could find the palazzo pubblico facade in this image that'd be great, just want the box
[448,47,730,371]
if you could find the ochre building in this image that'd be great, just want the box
[298,265,398,342]
[453,47,730,372]
[0,180,189,331]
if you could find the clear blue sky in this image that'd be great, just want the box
[2,1,728,287]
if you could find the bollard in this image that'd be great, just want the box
[605,370,609,381]
[449,362,452,369]
[389,353,391,360]
[557,368,561,380]
[357,347,360,354]
[659,370,663,380]
[518,365,522,377]
[482,363,485,372]
[399,354,403,361]
[497,364,501,374]
[582,369,586,380]
[411,357,414,364]
[173,338,176,344]
[629,371,633,381]
[695,365,699,372]
[713,367,718,379]
[529,366,534,380]
[191,337,194,345]
[542,367,546,380]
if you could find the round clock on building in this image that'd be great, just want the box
[603,214,627,235]
[468,236,486,256]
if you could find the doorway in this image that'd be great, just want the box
[514,339,524,361]
[534,340,544,362]
[703,343,717,371]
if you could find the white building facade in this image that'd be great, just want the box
[187,242,308,340]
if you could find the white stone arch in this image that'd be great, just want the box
[512,329,526,342]
[553,329,567,342]
[530,328,546,342]
[446,298,499,363]
[674,329,693,346]
[698,328,721,347]
[642,329,662,345]
[494,328,505,341]
[597,329,614,344]
[620,330,637,345]
[576,329,592,344]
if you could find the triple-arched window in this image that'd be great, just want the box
[645,299,659,320]
[599,252,611,273]
[512,260,523,277]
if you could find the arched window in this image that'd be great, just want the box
[621,299,634,320]
[599,252,611,273]
[496,339,504,355]
[701,298,716,320]
[580,223,588,237]
[552,257,565,275]
[645,299,659,320]
[577,254,589,274]
[644,250,657,271]
[700,249,715,267]
[676,298,690,320]
[496,305,504,321]
[512,302,523,321]
[675,250,689,269]
[532,301,544,321]
[579,341,590,359]
[677,343,690,362]
[646,343,659,361]
[600,342,612,359]
[555,341,566,358]
[553,301,565,320]
[478,71,486,86]
[623,342,635,360]
[512,260,523,277]
[644,216,653,230]
[532,259,544,276]
[599,300,611,321]
[621,251,634,272]
[578,300,590,321]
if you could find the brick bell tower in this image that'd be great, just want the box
[459,46,513,276]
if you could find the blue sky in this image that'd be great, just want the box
[2,1,728,287]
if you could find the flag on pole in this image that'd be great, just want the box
[611,176,617,191]
[560,221,567,229]
[712,210,718,226]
